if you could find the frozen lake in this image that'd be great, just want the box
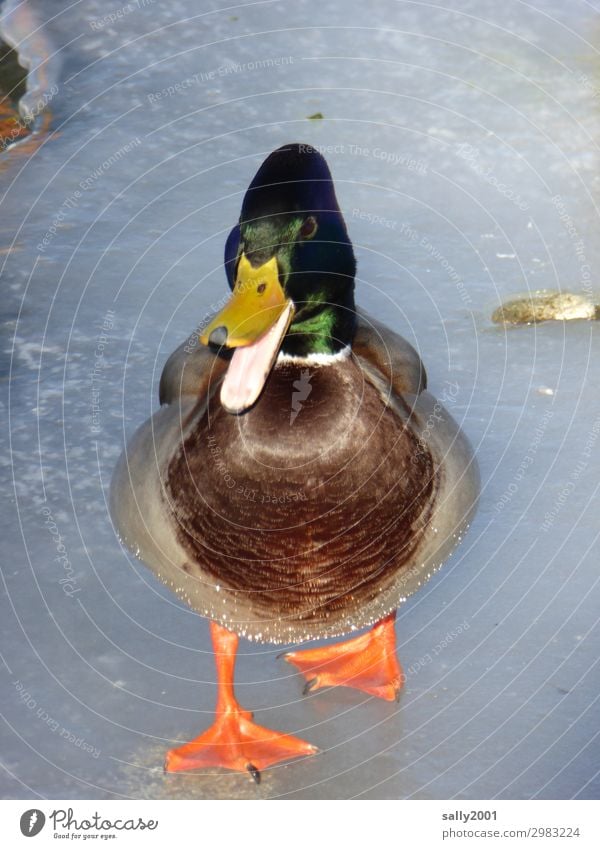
[1,0,599,799]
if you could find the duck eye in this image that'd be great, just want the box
[257,283,267,294]
[300,216,317,239]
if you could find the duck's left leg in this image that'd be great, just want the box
[282,611,403,701]
[165,621,318,781]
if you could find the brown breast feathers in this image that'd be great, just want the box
[165,356,436,636]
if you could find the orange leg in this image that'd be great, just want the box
[282,612,404,701]
[165,621,318,782]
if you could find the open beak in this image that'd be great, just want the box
[200,253,295,413]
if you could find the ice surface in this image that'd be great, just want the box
[1,0,599,799]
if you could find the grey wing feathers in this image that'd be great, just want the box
[158,338,227,405]
[353,307,427,396]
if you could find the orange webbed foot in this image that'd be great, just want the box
[165,621,319,781]
[165,706,318,781]
[283,612,404,701]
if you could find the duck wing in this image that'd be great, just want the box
[159,336,228,406]
[353,307,427,397]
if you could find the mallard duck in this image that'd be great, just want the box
[110,143,479,781]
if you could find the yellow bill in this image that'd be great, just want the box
[201,254,292,347]
[200,253,295,413]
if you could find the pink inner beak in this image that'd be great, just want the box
[220,302,294,414]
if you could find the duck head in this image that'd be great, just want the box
[200,143,356,414]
